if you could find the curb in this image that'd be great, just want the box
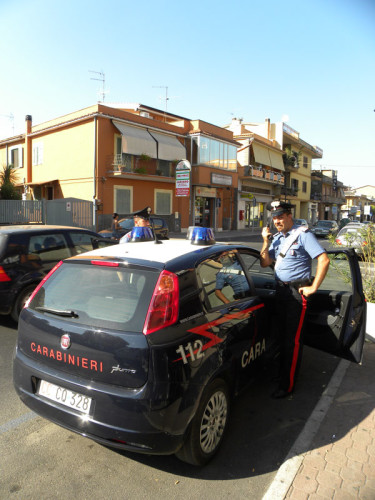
[261,358,351,500]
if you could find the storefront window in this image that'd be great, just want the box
[193,137,237,171]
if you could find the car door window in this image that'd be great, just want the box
[197,250,252,309]
[311,253,352,292]
[30,234,70,262]
[239,251,275,295]
[69,231,98,254]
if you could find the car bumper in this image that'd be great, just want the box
[13,348,187,455]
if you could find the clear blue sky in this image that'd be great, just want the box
[1,0,374,188]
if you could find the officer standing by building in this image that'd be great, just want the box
[260,201,330,399]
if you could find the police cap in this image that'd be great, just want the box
[132,206,152,220]
[267,200,294,217]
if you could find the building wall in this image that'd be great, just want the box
[32,121,95,200]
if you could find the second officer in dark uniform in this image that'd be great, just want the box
[260,201,330,398]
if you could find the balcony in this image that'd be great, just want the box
[311,192,322,201]
[280,186,299,197]
[243,165,284,185]
[106,154,175,178]
[322,194,346,204]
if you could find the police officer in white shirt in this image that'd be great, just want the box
[260,201,330,399]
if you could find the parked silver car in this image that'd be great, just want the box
[335,223,374,256]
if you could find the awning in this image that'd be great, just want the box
[269,150,285,171]
[148,131,186,161]
[252,143,271,167]
[113,121,157,157]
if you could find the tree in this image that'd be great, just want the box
[0,164,22,200]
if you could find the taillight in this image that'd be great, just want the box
[0,266,11,282]
[143,270,179,335]
[24,260,64,309]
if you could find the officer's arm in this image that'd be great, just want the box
[310,252,330,292]
[299,252,330,297]
[215,289,230,304]
[260,227,273,267]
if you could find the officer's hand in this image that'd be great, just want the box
[299,285,316,298]
[262,227,272,242]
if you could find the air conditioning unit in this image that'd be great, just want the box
[140,111,151,119]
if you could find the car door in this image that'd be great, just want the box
[196,248,271,390]
[303,249,365,363]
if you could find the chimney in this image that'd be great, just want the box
[25,115,32,184]
[265,118,271,139]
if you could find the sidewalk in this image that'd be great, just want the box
[263,340,375,500]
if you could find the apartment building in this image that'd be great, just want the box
[226,118,323,226]
[0,104,240,231]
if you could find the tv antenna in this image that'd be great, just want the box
[152,86,178,121]
[0,113,15,135]
[89,70,108,102]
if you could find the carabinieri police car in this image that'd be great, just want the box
[13,227,366,465]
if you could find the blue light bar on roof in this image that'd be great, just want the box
[129,226,154,242]
[186,226,216,245]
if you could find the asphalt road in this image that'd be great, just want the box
[1,309,342,500]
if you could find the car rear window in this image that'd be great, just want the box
[28,262,159,332]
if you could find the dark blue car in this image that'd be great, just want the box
[13,228,366,465]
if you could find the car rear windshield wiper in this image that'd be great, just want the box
[35,306,79,318]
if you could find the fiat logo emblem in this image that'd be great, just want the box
[60,334,71,350]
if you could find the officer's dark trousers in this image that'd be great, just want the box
[275,284,308,393]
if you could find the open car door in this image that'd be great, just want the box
[304,249,366,363]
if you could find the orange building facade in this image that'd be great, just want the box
[0,104,240,232]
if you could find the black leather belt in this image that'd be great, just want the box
[276,278,311,290]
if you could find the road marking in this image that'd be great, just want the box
[262,358,350,500]
[0,411,37,435]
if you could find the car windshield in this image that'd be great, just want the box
[294,219,306,225]
[338,227,362,236]
[316,221,334,228]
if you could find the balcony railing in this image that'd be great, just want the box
[107,154,174,177]
[243,165,284,184]
[280,186,299,197]
[322,194,346,204]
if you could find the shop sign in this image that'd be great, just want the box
[195,186,217,198]
[240,193,254,200]
[211,173,232,186]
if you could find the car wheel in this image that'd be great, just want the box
[175,379,229,466]
[11,284,37,322]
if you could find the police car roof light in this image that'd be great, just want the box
[186,226,216,245]
[129,226,154,242]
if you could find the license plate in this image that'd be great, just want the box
[38,380,92,415]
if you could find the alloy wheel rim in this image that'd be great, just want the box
[199,391,227,454]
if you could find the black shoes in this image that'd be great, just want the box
[271,388,293,399]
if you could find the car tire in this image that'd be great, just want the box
[175,379,229,466]
[11,284,37,322]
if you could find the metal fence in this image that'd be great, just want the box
[0,198,94,230]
